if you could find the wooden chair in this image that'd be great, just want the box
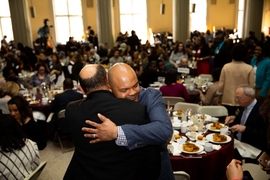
[174,171,190,180]
[197,106,228,117]
[53,109,74,153]
[24,161,47,180]
[163,96,185,106]
[174,102,200,114]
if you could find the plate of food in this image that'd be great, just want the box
[29,100,39,105]
[196,134,208,142]
[206,122,225,132]
[191,114,212,121]
[180,142,204,154]
[173,110,185,117]
[206,133,231,144]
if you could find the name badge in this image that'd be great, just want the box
[177,68,190,74]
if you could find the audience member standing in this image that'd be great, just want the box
[217,44,255,115]
[250,42,270,102]
[194,35,211,75]
[127,30,141,52]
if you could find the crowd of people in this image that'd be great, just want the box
[1,27,270,179]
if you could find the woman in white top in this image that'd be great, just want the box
[0,81,19,114]
[0,114,40,180]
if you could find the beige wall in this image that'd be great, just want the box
[206,0,237,32]
[147,0,172,33]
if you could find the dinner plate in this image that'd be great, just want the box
[173,111,183,117]
[206,123,225,132]
[206,133,232,144]
[180,142,204,154]
[191,114,212,121]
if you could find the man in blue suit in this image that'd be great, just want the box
[82,63,174,180]
[50,78,84,135]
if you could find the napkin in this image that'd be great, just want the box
[234,139,261,159]
[167,142,182,156]
[212,144,222,150]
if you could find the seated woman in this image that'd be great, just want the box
[2,66,31,89]
[50,52,63,84]
[197,68,221,105]
[0,81,20,114]
[30,62,51,87]
[8,95,47,150]
[0,114,40,179]
[160,72,190,102]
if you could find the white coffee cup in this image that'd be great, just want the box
[181,123,187,133]
[204,143,213,152]
[173,116,179,122]
[220,127,230,135]
[211,117,219,122]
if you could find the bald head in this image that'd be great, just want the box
[79,64,108,94]
[108,63,137,86]
[108,63,140,101]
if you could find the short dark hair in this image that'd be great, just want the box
[0,114,26,153]
[231,44,248,61]
[8,96,33,125]
[79,65,107,93]
[64,78,74,89]
[165,72,177,85]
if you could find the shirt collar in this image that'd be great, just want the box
[246,99,257,110]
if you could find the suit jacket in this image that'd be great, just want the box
[214,41,232,69]
[50,89,84,134]
[232,101,267,150]
[64,90,160,180]
[121,87,174,179]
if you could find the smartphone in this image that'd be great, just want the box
[258,152,270,168]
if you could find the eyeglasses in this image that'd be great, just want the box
[235,94,247,101]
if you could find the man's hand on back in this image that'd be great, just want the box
[82,113,118,143]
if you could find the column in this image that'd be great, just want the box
[242,0,264,40]
[8,0,33,47]
[96,0,114,48]
[172,0,190,43]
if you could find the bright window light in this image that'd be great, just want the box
[237,0,245,38]
[53,0,83,44]
[190,0,207,32]
[119,0,147,44]
[0,0,13,42]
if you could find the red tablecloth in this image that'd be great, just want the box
[170,133,234,180]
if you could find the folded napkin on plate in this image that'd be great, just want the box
[167,142,182,156]
[234,139,261,159]
[212,144,221,150]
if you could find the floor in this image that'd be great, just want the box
[39,140,74,180]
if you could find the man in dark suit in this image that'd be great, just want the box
[213,33,232,69]
[225,84,267,163]
[64,64,160,180]
[49,78,83,135]
[127,30,141,51]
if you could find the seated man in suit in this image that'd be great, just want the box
[64,65,160,180]
[225,84,267,163]
[49,78,84,136]
[82,63,174,179]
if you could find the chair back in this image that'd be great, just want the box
[163,96,185,106]
[174,102,200,114]
[174,171,190,180]
[197,106,228,117]
[24,161,47,180]
[242,163,270,180]
[199,74,213,82]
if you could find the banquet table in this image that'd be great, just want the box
[170,132,234,180]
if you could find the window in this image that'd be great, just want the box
[190,0,207,32]
[119,0,147,44]
[237,0,244,38]
[52,0,84,44]
[0,0,13,43]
